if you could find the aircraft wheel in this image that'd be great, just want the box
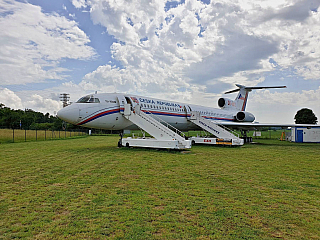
[118,140,122,147]
[126,142,130,148]
[191,140,195,146]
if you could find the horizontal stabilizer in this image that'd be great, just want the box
[225,85,286,94]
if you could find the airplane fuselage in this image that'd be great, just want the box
[57,93,247,131]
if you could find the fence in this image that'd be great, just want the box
[247,129,291,140]
[186,129,290,140]
[0,128,87,144]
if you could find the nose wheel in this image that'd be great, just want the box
[118,131,124,147]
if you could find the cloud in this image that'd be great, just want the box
[71,0,87,9]
[80,64,192,101]
[72,0,319,102]
[0,88,23,110]
[187,34,279,83]
[263,0,320,22]
[0,87,62,114]
[25,94,62,114]
[0,1,96,86]
[76,0,207,101]
[247,88,320,123]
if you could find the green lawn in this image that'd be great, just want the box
[0,136,319,239]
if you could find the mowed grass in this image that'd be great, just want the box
[0,136,319,239]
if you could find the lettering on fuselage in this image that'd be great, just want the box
[139,98,182,108]
[105,100,116,103]
[228,100,236,107]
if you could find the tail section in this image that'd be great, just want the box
[225,84,286,111]
[234,85,249,111]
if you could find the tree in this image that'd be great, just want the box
[0,106,65,130]
[294,108,318,124]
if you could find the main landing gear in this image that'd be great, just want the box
[241,130,252,143]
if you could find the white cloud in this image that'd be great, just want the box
[0,1,95,86]
[71,0,87,9]
[247,88,320,123]
[252,88,320,105]
[0,87,62,114]
[73,0,320,96]
[68,0,320,123]
[245,1,320,81]
[0,88,23,110]
[25,94,62,114]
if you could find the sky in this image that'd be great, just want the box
[0,0,320,124]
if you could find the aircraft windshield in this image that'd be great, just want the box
[76,95,100,103]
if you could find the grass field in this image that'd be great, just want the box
[0,129,86,144]
[0,136,319,239]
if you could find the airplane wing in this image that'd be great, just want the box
[218,121,319,130]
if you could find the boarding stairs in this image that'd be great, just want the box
[120,104,191,149]
[188,111,244,146]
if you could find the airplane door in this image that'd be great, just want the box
[117,95,127,113]
[184,105,192,117]
[125,96,138,108]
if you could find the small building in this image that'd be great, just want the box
[291,127,320,143]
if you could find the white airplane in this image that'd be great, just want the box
[57,84,316,135]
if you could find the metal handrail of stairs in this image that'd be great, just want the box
[137,106,186,139]
[208,119,240,138]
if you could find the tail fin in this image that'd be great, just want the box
[225,84,286,111]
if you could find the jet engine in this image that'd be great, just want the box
[218,98,236,109]
[235,111,255,122]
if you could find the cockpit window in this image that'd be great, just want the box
[76,95,100,103]
[77,96,90,103]
[88,97,100,103]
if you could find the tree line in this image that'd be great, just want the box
[0,103,75,130]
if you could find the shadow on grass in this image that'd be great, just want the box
[118,146,193,154]
[251,139,320,148]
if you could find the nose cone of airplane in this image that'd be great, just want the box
[57,104,79,124]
